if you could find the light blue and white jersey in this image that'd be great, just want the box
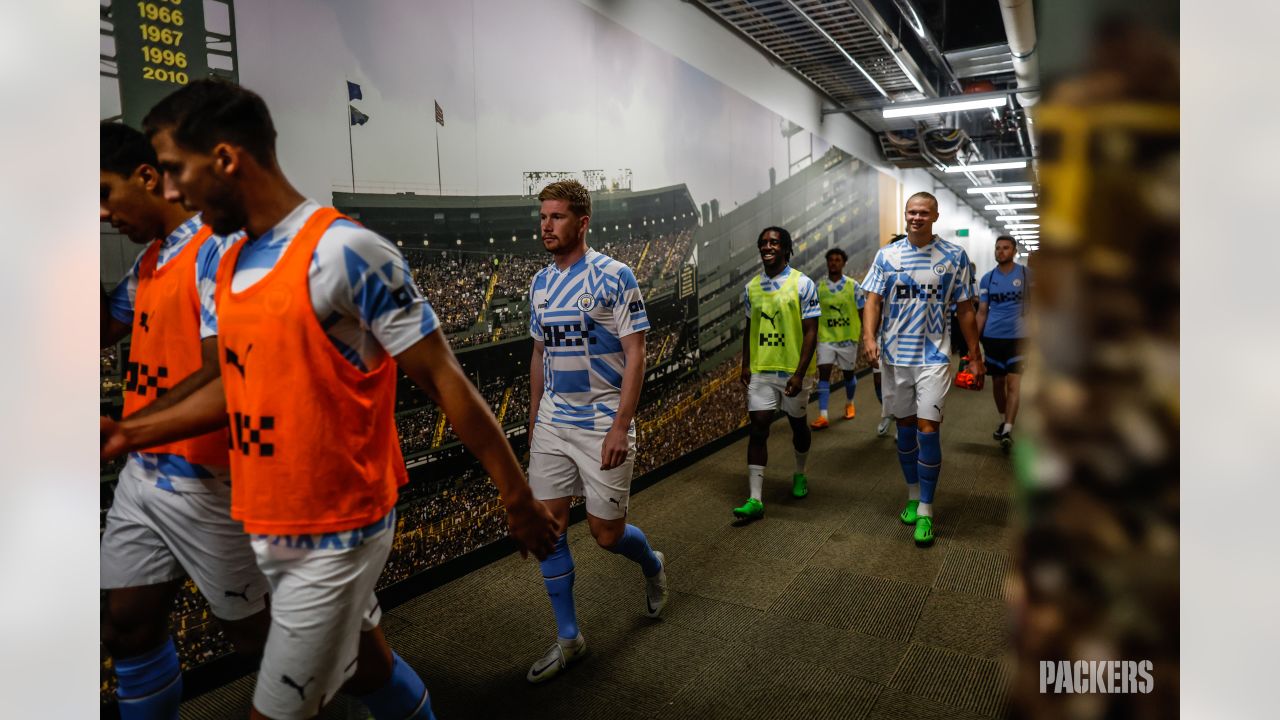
[740,265,822,320]
[862,236,973,367]
[978,263,1029,339]
[110,215,242,493]
[821,274,867,347]
[218,200,439,371]
[529,249,649,432]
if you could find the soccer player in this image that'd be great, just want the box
[100,79,559,720]
[810,247,865,430]
[733,227,820,519]
[100,121,269,720]
[524,180,667,683]
[977,235,1030,450]
[861,193,983,547]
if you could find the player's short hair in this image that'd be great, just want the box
[101,122,158,177]
[906,191,939,210]
[995,234,1017,247]
[825,247,848,262]
[538,180,591,217]
[757,226,793,258]
[142,78,278,167]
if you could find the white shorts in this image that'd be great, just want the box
[816,342,858,370]
[100,459,268,621]
[881,363,952,422]
[747,372,810,418]
[250,510,394,720]
[529,421,635,521]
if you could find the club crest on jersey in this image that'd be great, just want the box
[1012,278,1023,287]
[932,264,947,276]
[576,293,596,312]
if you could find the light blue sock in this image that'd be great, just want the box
[844,374,857,400]
[896,424,919,487]
[359,652,436,719]
[817,380,830,412]
[918,431,942,504]
[606,524,662,577]
[114,637,182,720]
[540,533,579,640]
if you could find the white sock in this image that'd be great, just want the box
[819,409,829,419]
[794,450,808,474]
[908,484,920,501]
[917,501,933,517]
[1002,422,1014,434]
[748,465,765,501]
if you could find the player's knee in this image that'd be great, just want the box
[592,523,624,549]
[220,612,269,660]
[101,604,166,658]
[748,421,770,443]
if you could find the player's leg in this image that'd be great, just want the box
[101,463,189,720]
[983,337,1010,440]
[526,422,586,683]
[781,382,812,499]
[811,357,834,429]
[736,374,779,519]
[998,339,1024,449]
[346,625,435,720]
[838,346,858,419]
[911,365,952,547]
[883,365,921,524]
[575,430,668,617]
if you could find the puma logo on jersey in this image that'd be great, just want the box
[139,312,152,332]
[281,674,314,701]
[225,344,253,379]
[826,304,847,316]
[759,310,778,329]
[608,497,622,508]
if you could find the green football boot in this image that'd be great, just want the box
[899,499,920,525]
[914,516,935,547]
[791,473,809,498]
[732,497,765,520]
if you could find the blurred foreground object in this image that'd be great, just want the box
[1011,13,1179,720]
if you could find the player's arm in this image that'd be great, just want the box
[602,331,644,470]
[861,292,883,367]
[740,329,751,386]
[529,340,545,439]
[786,317,818,397]
[976,301,990,337]
[101,374,228,458]
[955,277,985,376]
[396,331,559,559]
[126,337,221,419]
[101,286,132,348]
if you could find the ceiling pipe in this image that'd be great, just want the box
[888,0,962,94]
[997,0,1040,107]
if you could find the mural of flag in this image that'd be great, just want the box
[347,81,363,101]
[349,105,370,126]
[434,100,444,127]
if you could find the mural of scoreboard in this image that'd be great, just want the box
[112,0,207,127]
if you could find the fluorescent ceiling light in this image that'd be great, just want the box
[1005,224,1040,230]
[944,160,1028,173]
[882,96,1006,119]
[998,215,1039,222]
[967,184,1033,194]
[1007,193,1038,199]
[985,203,1038,210]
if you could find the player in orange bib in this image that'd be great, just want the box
[100,121,269,720]
[101,79,559,720]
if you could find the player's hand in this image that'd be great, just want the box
[862,338,880,369]
[600,426,630,471]
[784,373,804,397]
[505,492,559,561]
[101,416,131,459]
[740,366,751,387]
[967,353,986,378]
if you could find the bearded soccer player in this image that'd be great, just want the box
[809,247,865,430]
[977,235,1030,450]
[100,79,558,720]
[100,121,269,720]
[733,227,820,520]
[523,180,668,683]
[861,193,983,547]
